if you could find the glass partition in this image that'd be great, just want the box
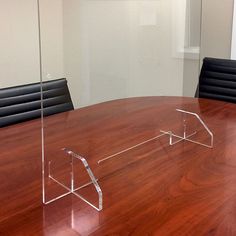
[39,0,203,210]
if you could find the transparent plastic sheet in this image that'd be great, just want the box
[38,0,203,211]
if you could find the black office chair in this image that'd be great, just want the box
[196,57,236,103]
[0,78,74,127]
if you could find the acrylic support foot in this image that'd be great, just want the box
[160,109,213,148]
[43,149,102,211]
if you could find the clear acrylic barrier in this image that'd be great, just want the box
[39,0,203,211]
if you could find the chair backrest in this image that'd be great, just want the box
[0,78,74,127]
[197,57,236,103]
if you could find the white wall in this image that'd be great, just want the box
[182,0,201,97]
[0,0,65,89]
[201,0,234,60]
[62,0,186,108]
[183,59,200,97]
[172,0,201,97]
[39,0,65,80]
[0,0,40,88]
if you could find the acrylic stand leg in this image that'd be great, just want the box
[43,149,102,211]
[160,109,213,148]
[63,148,103,211]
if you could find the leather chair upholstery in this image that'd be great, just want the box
[0,78,74,127]
[196,57,236,103]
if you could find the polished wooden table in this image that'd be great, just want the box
[1,97,236,235]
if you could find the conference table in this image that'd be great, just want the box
[0,96,236,235]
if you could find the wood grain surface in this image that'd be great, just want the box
[0,96,236,236]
